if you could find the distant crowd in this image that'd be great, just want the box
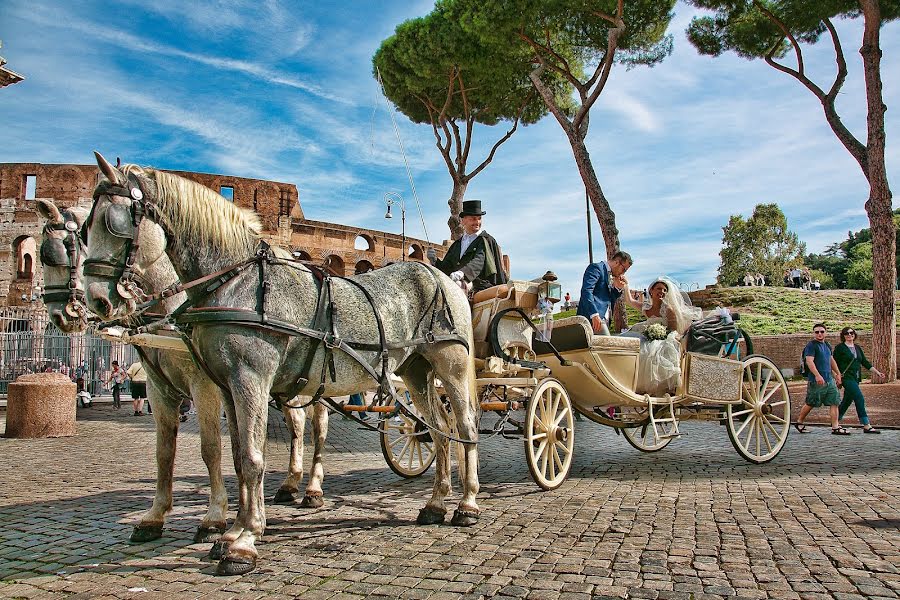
[742,267,820,290]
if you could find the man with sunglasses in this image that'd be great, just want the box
[795,323,848,435]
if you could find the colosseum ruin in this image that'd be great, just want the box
[0,161,450,310]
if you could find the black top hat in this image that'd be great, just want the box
[459,200,486,218]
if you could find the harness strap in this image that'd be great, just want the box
[133,346,192,405]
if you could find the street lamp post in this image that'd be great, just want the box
[384,192,406,262]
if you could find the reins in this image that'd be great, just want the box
[85,176,476,443]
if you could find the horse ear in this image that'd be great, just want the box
[34,199,62,223]
[94,151,122,183]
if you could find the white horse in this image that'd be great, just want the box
[83,153,481,576]
[36,198,329,546]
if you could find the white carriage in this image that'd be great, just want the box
[380,276,791,490]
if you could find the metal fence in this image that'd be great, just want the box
[0,306,137,397]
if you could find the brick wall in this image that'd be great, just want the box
[746,331,900,374]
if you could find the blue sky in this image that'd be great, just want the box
[1,0,897,298]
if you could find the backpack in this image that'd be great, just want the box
[799,342,830,376]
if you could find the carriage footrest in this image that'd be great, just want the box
[648,394,680,440]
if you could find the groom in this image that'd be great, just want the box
[577,251,633,335]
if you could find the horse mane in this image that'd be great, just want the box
[120,164,262,257]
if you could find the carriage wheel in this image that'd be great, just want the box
[524,378,574,490]
[726,355,791,464]
[380,405,436,478]
[621,405,676,452]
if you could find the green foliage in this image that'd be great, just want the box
[446,0,676,94]
[687,1,899,61]
[846,242,874,289]
[805,209,900,289]
[373,9,560,127]
[717,203,805,286]
[807,268,835,290]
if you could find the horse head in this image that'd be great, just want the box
[83,151,168,321]
[35,199,91,332]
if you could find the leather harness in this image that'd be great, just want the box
[83,176,475,442]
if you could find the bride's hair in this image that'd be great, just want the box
[656,276,702,333]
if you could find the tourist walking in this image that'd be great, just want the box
[835,327,884,433]
[126,361,147,416]
[106,361,126,409]
[794,323,848,435]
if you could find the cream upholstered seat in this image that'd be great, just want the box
[534,316,640,354]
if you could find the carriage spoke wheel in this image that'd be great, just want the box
[380,404,436,478]
[621,405,676,452]
[524,379,574,490]
[726,355,791,464]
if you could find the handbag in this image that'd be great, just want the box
[836,355,855,389]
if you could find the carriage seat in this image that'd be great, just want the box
[471,284,509,305]
[533,315,640,355]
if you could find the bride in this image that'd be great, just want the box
[621,276,702,395]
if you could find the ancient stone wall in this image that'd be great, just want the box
[0,162,446,305]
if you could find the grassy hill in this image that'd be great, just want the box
[556,286,897,336]
[687,287,895,335]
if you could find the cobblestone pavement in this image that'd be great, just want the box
[1,404,899,600]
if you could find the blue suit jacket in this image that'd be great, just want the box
[577,261,622,323]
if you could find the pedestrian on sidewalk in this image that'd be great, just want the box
[794,323,847,435]
[126,361,147,416]
[835,327,884,433]
[106,361,126,409]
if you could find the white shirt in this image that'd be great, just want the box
[459,230,482,257]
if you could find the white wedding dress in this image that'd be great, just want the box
[622,277,702,396]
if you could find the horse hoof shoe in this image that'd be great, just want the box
[299,495,324,508]
[129,524,163,543]
[450,509,479,527]
[208,540,229,561]
[194,526,225,544]
[217,556,256,576]
[273,489,299,504]
[416,507,446,525]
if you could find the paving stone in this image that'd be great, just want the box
[1,412,899,598]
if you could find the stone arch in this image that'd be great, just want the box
[13,235,36,279]
[323,254,345,276]
[408,243,424,260]
[354,233,375,252]
[354,260,374,274]
[292,249,312,261]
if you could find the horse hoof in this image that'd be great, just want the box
[299,494,324,508]
[130,524,163,543]
[416,507,446,525]
[208,540,230,560]
[273,488,299,504]
[216,555,256,576]
[194,525,226,544]
[450,509,479,527]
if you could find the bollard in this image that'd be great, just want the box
[4,373,76,438]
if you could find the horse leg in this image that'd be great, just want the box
[193,381,228,543]
[401,356,452,525]
[273,400,305,504]
[131,381,177,542]
[218,381,270,576]
[210,395,245,561]
[430,345,481,527]
[300,401,328,508]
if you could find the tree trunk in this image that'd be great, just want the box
[566,132,626,330]
[447,179,468,241]
[859,0,896,382]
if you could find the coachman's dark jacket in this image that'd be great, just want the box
[434,232,508,294]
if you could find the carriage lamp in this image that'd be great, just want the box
[384,192,406,262]
[539,271,562,304]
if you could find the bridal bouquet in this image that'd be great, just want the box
[643,323,668,341]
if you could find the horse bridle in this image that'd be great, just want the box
[40,210,88,320]
[82,174,156,304]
